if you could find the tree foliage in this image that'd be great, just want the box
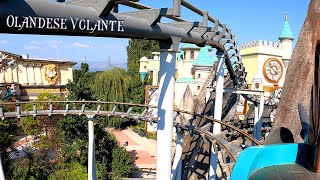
[93,67,130,105]
[127,39,160,76]
[110,147,133,179]
[126,39,159,105]
[66,63,93,100]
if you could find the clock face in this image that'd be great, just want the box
[263,58,283,83]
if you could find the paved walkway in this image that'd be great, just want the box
[107,128,157,169]
[107,128,177,178]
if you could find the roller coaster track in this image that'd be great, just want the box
[0,0,262,103]
[0,100,261,160]
[0,1,266,178]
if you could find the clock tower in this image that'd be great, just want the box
[279,14,294,68]
[240,14,294,93]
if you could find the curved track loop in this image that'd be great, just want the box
[0,100,261,159]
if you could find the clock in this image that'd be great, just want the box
[263,58,283,84]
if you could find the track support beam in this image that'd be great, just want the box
[157,37,180,180]
[209,51,225,180]
[87,115,97,180]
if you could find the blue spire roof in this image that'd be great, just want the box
[279,14,294,40]
[193,46,217,66]
[180,43,201,50]
[176,77,195,83]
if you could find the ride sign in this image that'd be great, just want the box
[6,15,124,33]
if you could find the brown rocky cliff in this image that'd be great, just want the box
[271,0,318,142]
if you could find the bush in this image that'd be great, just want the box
[110,147,133,180]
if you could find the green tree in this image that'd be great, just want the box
[126,39,159,105]
[66,63,93,100]
[127,39,160,76]
[93,67,130,105]
[0,118,18,151]
[110,147,133,179]
[49,162,88,180]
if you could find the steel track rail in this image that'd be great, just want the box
[0,100,261,145]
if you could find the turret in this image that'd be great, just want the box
[139,56,149,81]
[279,14,294,68]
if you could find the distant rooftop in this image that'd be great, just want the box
[193,46,216,66]
[0,50,76,65]
[180,43,201,50]
[176,77,195,83]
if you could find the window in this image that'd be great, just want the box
[197,86,200,90]
[144,66,147,69]
[190,51,195,59]
[255,83,260,89]
[184,52,186,60]
[191,68,195,74]
[198,74,201,78]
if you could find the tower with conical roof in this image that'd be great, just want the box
[279,13,294,68]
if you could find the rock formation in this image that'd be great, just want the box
[270,0,318,143]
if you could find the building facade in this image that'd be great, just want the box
[240,14,294,93]
[0,51,76,100]
[139,44,217,107]
[236,14,294,118]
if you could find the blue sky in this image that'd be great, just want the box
[0,0,310,71]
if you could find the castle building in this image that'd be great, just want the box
[240,14,294,93]
[139,44,217,107]
[0,51,76,100]
[236,14,294,118]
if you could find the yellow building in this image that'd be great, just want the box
[0,51,76,100]
[240,14,294,93]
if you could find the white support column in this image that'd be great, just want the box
[157,37,180,180]
[257,93,265,141]
[13,66,18,83]
[28,63,36,85]
[87,115,96,180]
[171,127,183,180]
[22,63,29,85]
[152,70,159,86]
[253,105,259,145]
[35,64,43,85]
[209,51,225,180]
[0,67,5,84]
[0,153,5,180]
[7,65,13,83]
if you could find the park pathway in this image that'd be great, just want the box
[107,128,159,178]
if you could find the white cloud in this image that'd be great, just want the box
[48,40,63,49]
[0,40,8,44]
[24,45,41,50]
[72,42,91,48]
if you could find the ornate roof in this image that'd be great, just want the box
[180,43,201,50]
[193,46,217,66]
[176,77,195,83]
[279,14,294,40]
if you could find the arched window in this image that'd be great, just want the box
[198,74,201,78]
[190,51,195,59]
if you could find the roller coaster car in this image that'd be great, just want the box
[231,104,320,179]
